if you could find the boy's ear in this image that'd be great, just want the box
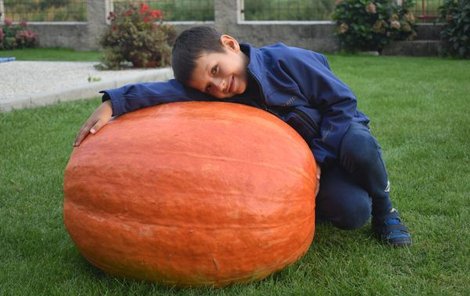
[220,34,240,52]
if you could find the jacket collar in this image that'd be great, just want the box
[240,43,269,101]
[241,43,262,81]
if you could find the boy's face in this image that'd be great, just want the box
[188,35,249,99]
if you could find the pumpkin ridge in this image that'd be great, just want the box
[65,202,314,230]
[66,188,312,205]
[136,149,315,181]
[69,151,316,192]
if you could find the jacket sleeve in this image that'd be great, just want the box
[101,79,213,117]
[282,48,358,165]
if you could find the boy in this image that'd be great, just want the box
[74,26,411,247]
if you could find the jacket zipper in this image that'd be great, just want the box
[249,70,319,136]
[249,70,269,111]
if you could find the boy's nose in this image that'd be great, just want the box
[214,77,226,92]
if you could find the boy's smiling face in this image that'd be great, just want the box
[188,35,249,99]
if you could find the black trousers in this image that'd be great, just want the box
[315,122,393,229]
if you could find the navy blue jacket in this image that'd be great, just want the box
[102,42,369,166]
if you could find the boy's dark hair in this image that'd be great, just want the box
[171,26,225,85]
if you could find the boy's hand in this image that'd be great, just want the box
[74,100,113,146]
[315,163,321,196]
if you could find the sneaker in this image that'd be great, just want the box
[372,208,412,247]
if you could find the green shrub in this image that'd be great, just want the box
[439,0,470,59]
[99,2,176,69]
[333,0,417,53]
[0,18,38,50]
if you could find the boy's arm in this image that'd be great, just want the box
[103,79,209,117]
[74,79,211,146]
[284,50,358,165]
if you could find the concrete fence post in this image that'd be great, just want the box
[0,0,5,23]
[214,0,239,34]
[86,0,113,50]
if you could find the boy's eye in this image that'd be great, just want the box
[211,65,218,75]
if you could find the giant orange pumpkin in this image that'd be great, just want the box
[64,101,317,287]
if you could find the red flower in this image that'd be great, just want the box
[151,9,162,19]
[140,3,149,14]
[124,9,134,17]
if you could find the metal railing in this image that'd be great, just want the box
[413,0,443,21]
[243,0,335,21]
[2,0,87,22]
[112,0,214,22]
[242,0,443,22]
[0,0,443,23]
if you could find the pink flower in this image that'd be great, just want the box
[402,23,411,32]
[20,20,28,27]
[16,30,37,40]
[4,18,12,26]
[373,20,386,33]
[123,9,134,17]
[366,3,377,14]
[390,20,401,30]
[107,11,116,21]
[404,12,415,23]
[338,23,349,34]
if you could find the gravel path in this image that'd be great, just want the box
[0,61,173,111]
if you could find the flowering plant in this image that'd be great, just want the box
[439,0,470,59]
[333,0,417,53]
[0,18,38,50]
[100,2,176,69]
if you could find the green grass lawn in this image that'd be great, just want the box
[1,55,469,295]
[0,47,101,61]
